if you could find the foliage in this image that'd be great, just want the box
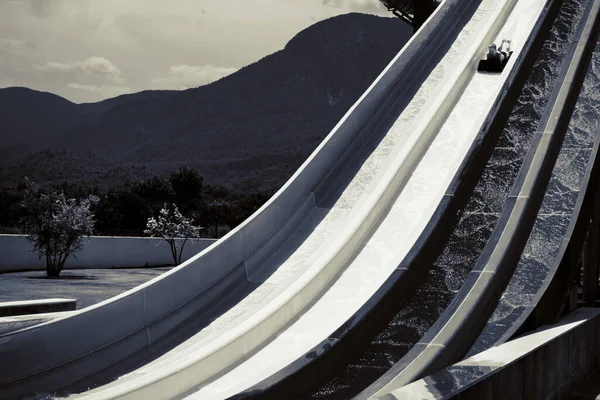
[21,178,97,277]
[93,188,150,235]
[203,198,232,238]
[144,203,202,265]
[133,176,174,205]
[169,167,203,214]
[0,187,25,229]
[1,171,274,239]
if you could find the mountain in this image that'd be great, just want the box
[0,13,412,192]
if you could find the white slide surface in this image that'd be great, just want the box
[181,1,549,399]
[67,0,551,398]
[0,1,490,398]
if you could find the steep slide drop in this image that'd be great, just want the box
[0,1,567,400]
[67,0,521,398]
[469,38,600,357]
[355,0,600,398]
[0,0,505,399]
[374,27,600,400]
[222,0,567,398]
[174,0,555,399]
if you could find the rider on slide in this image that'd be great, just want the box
[478,39,512,72]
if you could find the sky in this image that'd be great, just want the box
[0,0,391,103]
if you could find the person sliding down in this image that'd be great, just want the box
[478,39,512,73]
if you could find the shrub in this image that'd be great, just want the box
[21,178,97,277]
[145,203,202,265]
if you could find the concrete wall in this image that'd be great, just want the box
[0,235,216,272]
[382,308,600,400]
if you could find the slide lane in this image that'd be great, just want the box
[69,0,519,398]
[309,0,566,397]
[181,0,551,398]
[69,1,512,398]
[0,0,494,399]
[224,0,556,397]
[0,2,478,397]
[469,33,600,357]
[359,0,600,397]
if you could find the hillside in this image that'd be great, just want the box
[0,13,412,192]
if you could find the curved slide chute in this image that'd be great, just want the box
[0,0,507,398]
[0,0,578,399]
[228,0,559,397]
[357,0,600,397]
[369,15,600,399]
[68,0,553,399]
[69,0,518,397]
[469,18,600,357]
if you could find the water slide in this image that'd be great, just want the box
[63,0,553,399]
[182,0,598,398]
[468,23,600,355]
[0,0,586,399]
[364,8,600,397]
[233,0,598,398]
[357,1,600,395]
[182,0,561,399]
[0,0,498,397]
[225,0,571,397]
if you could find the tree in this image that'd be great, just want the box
[21,179,97,277]
[0,186,25,230]
[133,176,174,213]
[203,198,231,238]
[169,167,203,213]
[92,189,123,236]
[144,203,202,265]
[94,188,150,236]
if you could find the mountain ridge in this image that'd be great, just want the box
[0,13,411,192]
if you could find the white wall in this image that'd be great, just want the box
[0,235,216,272]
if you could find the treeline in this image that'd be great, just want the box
[0,167,273,238]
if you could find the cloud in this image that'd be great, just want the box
[0,38,35,52]
[0,37,39,89]
[27,1,55,17]
[0,0,395,102]
[28,56,130,102]
[152,64,238,90]
[35,57,125,84]
[66,83,133,99]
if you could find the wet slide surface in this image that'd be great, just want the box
[3,1,593,399]
[0,0,460,397]
[43,1,490,398]
[469,38,600,356]
[180,0,547,398]
[300,0,589,398]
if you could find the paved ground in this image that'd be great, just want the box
[0,268,172,309]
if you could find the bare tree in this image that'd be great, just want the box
[21,179,97,277]
[145,203,202,265]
